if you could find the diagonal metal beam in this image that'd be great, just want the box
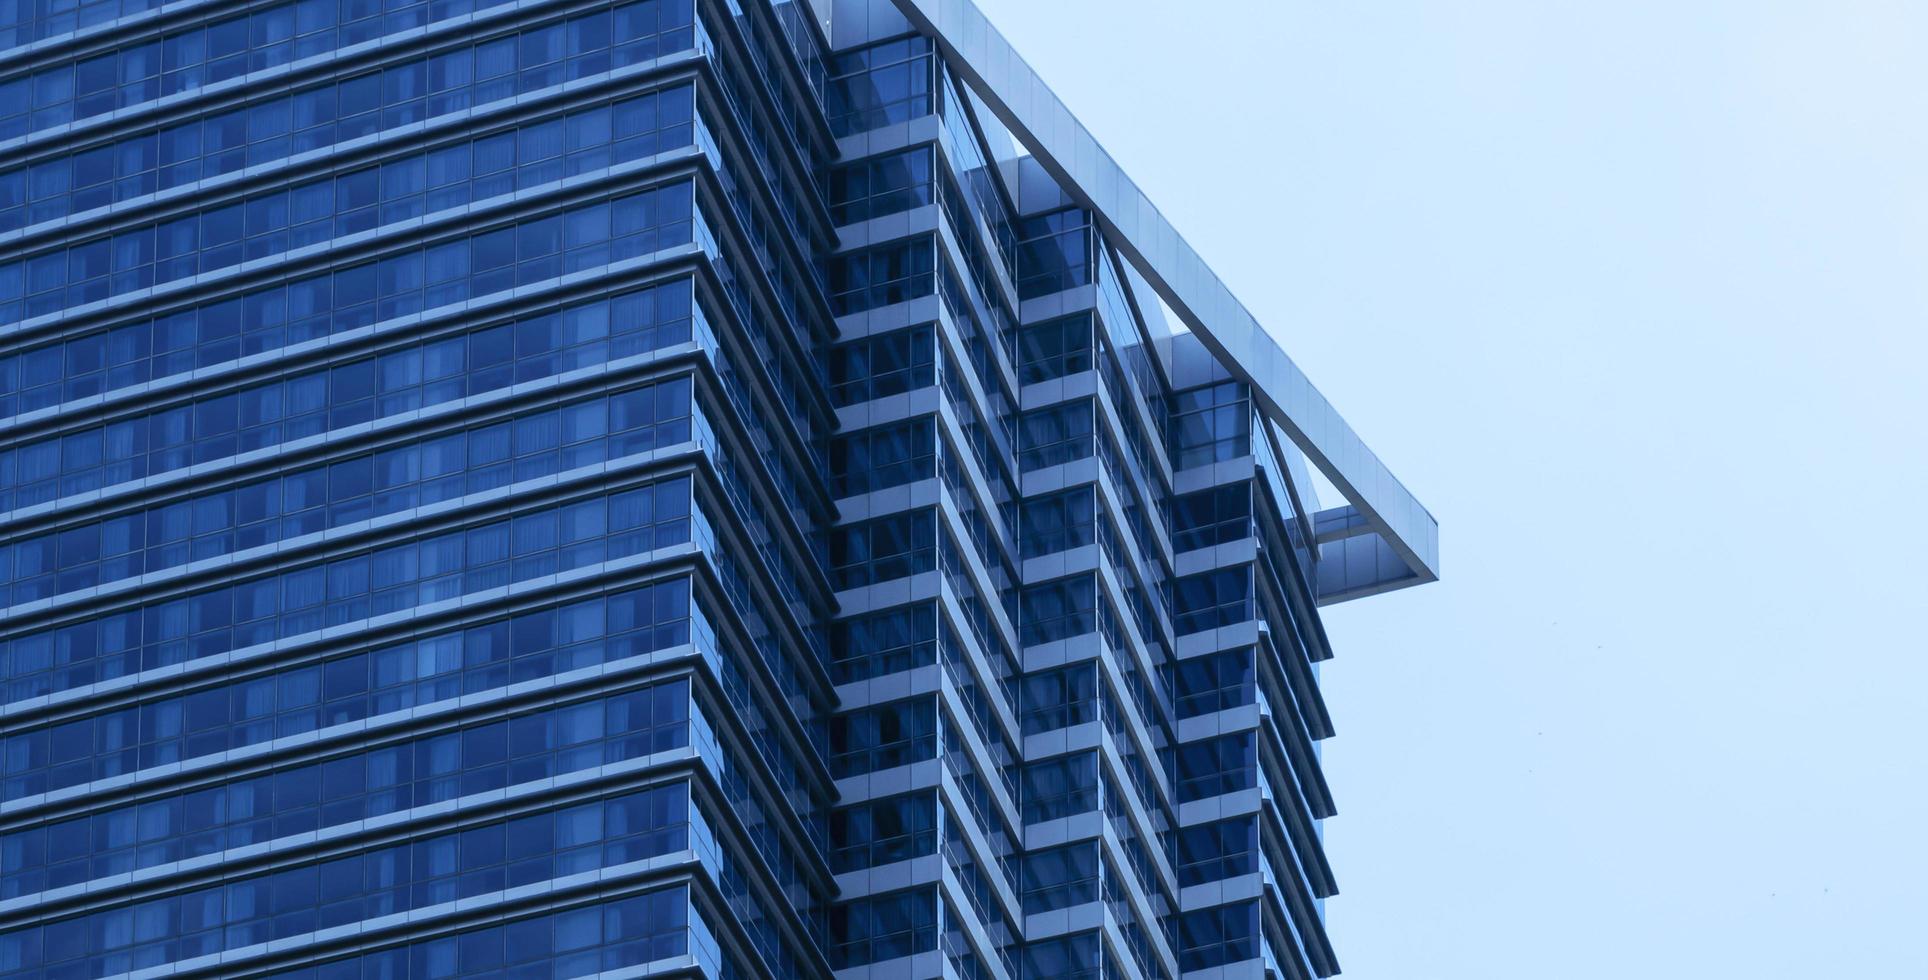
[888,0,1439,591]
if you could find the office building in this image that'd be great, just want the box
[0,0,1437,977]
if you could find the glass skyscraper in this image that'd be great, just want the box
[0,0,1437,978]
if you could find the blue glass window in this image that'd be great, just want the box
[0,307,697,609]
[1019,751,1098,825]
[1019,485,1097,559]
[1020,840,1100,914]
[0,579,692,806]
[829,696,935,778]
[1172,482,1253,553]
[1018,574,1096,647]
[828,602,936,685]
[1175,647,1257,718]
[3,159,694,322]
[1178,900,1261,971]
[830,885,936,968]
[0,0,696,143]
[829,324,934,406]
[824,36,934,137]
[828,416,935,498]
[1169,381,1252,471]
[1173,566,1253,635]
[1,680,691,900]
[1016,312,1095,385]
[1015,208,1093,300]
[1176,816,1259,887]
[1023,931,1119,980]
[0,304,695,518]
[1,463,696,704]
[830,791,935,873]
[1018,398,1095,472]
[829,508,935,590]
[829,235,936,315]
[262,884,692,980]
[0,771,694,972]
[1020,662,1099,735]
[1177,731,1257,803]
[828,145,935,225]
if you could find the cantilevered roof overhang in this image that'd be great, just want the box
[888,0,1439,604]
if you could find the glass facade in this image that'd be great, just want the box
[0,1,1428,978]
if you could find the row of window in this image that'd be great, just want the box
[933,65,1016,280]
[9,779,694,980]
[829,733,1156,833]
[3,150,693,324]
[1018,573,1106,649]
[1017,794,1179,980]
[0,219,696,430]
[975,323,1257,490]
[256,885,691,980]
[938,714,1021,892]
[825,595,1016,806]
[1020,750,1099,826]
[0,679,692,902]
[3,70,695,246]
[0,879,694,980]
[941,814,1021,978]
[7,344,699,534]
[0,454,697,704]
[0,302,694,608]
[1020,740,1177,842]
[0,0,692,142]
[1175,731,1258,804]
[2,0,176,50]
[855,811,1162,933]
[832,379,1159,595]
[933,137,1021,368]
[702,21,828,279]
[0,781,692,977]
[284,884,690,980]
[0,577,692,802]
[0,263,695,522]
[1095,241,1172,433]
[1019,660,1105,737]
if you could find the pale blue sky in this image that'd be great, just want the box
[971,1,1928,976]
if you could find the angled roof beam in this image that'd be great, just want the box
[888,0,1439,594]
